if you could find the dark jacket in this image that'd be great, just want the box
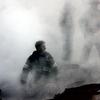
[21,51,58,82]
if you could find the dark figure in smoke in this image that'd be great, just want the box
[20,40,58,84]
[80,0,100,62]
[60,5,73,62]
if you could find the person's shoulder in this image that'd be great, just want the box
[28,51,37,61]
[32,51,38,55]
[44,51,51,55]
[44,51,53,58]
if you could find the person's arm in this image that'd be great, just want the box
[47,53,58,75]
[20,57,33,84]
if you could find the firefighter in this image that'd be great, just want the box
[20,40,58,84]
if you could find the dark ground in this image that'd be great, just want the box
[48,84,100,100]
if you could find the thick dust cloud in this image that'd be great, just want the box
[0,0,100,100]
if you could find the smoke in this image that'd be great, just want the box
[0,0,100,100]
[60,3,74,61]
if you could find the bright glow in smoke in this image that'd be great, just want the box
[2,7,45,44]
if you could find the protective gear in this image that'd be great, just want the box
[20,51,58,84]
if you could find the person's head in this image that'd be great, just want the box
[35,40,46,52]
